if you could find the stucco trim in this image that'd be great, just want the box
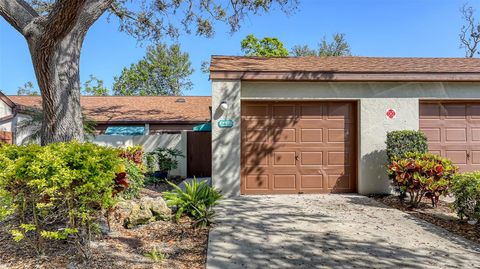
[210,71,480,82]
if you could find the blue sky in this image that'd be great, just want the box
[0,0,473,96]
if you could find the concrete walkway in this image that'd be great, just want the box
[207,194,480,269]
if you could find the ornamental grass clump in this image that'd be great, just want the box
[387,152,457,207]
[0,142,124,259]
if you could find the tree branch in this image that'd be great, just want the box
[0,0,38,35]
[460,4,480,58]
[76,0,113,31]
[42,0,88,40]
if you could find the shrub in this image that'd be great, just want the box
[0,142,123,258]
[451,172,480,221]
[163,178,222,228]
[386,130,428,161]
[146,147,184,174]
[387,152,457,207]
[120,145,144,166]
[119,160,145,199]
[115,146,145,199]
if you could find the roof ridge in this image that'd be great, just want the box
[210,55,480,60]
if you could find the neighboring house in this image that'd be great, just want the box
[0,95,211,144]
[210,56,480,196]
[0,94,212,178]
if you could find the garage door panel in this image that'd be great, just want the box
[328,151,349,166]
[445,128,467,142]
[328,129,347,142]
[300,105,323,118]
[445,150,468,164]
[245,129,268,142]
[444,104,467,119]
[471,151,480,164]
[245,175,269,190]
[273,128,296,143]
[420,104,442,119]
[242,118,271,131]
[273,174,296,189]
[300,152,323,166]
[244,151,268,166]
[420,102,480,173]
[328,174,350,189]
[300,175,324,189]
[422,128,441,142]
[470,105,480,118]
[242,101,356,194]
[300,129,323,142]
[472,128,480,141]
[243,104,269,117]
[273,151,296,166]
[327,103,351,119]
[273,105,296,118]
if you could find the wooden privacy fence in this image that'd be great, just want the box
[187,132,212,178]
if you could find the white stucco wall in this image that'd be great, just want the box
[93,133,188,178]
[358,98,419,194]
[211,81,480,196]
[14,113,36,145]
[0,98,13,132]
[211,80,241,197]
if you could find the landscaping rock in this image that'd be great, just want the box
[127,203,154,228]
[141,196,171,220]
[115,197,171,229]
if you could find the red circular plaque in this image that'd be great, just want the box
[386,108,396,119]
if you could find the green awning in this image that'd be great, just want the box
[193,122,211,132]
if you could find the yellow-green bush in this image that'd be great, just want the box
[0,142,123,257]
[451,172,480,221]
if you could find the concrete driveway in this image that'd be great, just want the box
[207,194,480,269]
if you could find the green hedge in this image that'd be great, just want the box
[451,172,480,221]
[0,142,123,257]
[386,130,428,161]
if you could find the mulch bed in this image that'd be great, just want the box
[144,176,185,194]
[0,186,209,269]
[371,194,480,244]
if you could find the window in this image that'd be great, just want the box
[104,126,145,136]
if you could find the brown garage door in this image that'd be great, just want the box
[420,102,480,172]
[241,101,357,194]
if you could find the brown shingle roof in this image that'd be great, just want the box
[8,96,211,123]
[210,56,480,81]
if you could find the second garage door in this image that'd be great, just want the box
[241,101,357,194]
[420,102,480,172]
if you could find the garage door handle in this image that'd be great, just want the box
[467,153,470,160]
[295,155,300,161]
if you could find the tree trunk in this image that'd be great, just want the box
[0,0,113,145]
[29,30,86,145]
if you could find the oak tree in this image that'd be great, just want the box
[241,34,289,57]
[291,33,351,56]
[0,0,298,145]
[83,74,109,96]
[113,43,192,96]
